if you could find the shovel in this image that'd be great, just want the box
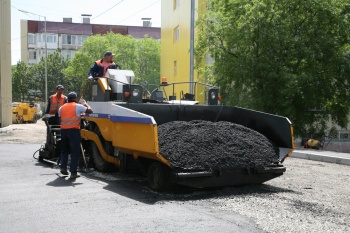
[80,143,90,173]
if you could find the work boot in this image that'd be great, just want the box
[69,172,80,179]
[60,169,68,176]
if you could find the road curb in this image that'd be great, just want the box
[291,151,350,166]
[0,126,13,134]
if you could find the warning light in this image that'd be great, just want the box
[160,76,168,86]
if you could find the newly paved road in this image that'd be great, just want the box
[0,144,263,233]
[1,141,349,233]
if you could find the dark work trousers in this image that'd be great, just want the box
[60,128,81,173]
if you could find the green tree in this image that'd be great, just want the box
[196,0,350,136]
[136,36,161,85]
[33,51,70,102]
[62,51,91,97]
[12,61,31,102]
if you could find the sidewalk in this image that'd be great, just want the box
[291,148,350,166]
[0,125,12,134]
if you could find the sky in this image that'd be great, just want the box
[10,0,161,65]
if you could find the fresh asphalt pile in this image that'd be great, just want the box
[158,120,279,170]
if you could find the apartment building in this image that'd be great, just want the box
[20,17,160,64]
[160,0,207,103]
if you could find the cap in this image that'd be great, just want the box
[67,92,77,98]
[56,84,64,90]
[105,51,115,56]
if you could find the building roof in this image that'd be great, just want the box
[26,20,161,39]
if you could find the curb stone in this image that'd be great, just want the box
[0,125,13,134]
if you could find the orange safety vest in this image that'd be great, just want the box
[60,103,81,129]
[95,60,116,77]
[49,94,66,114]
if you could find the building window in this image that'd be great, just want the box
[29,51,36,60]
[77,35,88,45]
[48,35,56,43]
[62,35,76,45]
[28,34,36,44]
[62,35,67,44]
[70,35,75,45]
[174,26,179,42]
[44,34,57,43]
[61,50,76,59]
[339,131,350,140]
[173,0,180,10]
[174,60,177,76]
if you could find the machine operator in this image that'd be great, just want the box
[88,51,120,80]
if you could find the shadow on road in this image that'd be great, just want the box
[82,171,299,205]
[35,159,298,204]
[46,175,84,187]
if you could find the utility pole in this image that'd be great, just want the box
[189,0,195,94]
[44,16,47,106]
[0,0,12,127]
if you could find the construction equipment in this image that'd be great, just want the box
[36,115,62,164]
[36,69,294,191]
[12,102,41,124]
[78,70,294,190]
[303,138,324,150]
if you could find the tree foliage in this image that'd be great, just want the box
[33,51,70,100]
[12,51,70,103]
[196,0,350,136]
[12,61,31,102]
[136,37,161,85]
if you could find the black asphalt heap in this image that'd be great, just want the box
[158,120,279,170]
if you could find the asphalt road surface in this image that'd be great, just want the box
[0,144,262,233]
[0,121,349,233]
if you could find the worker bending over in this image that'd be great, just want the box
[58,92,93,179]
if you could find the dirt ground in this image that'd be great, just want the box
[0,120,47,144]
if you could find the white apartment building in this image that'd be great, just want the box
[20,17,160,64]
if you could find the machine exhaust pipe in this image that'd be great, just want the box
[175,171,214,179]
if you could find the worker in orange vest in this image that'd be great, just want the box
[45,84,68,125]
[58,92,93,179]
[88,51,120,79]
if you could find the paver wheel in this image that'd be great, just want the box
[148,162,173,191]
[91,141,116,172]
[16,115,23,124]
[90,125,116,172]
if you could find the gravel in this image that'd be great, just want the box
[89,157,350,233]
[158,120,279,170]
[206,158,350,233]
